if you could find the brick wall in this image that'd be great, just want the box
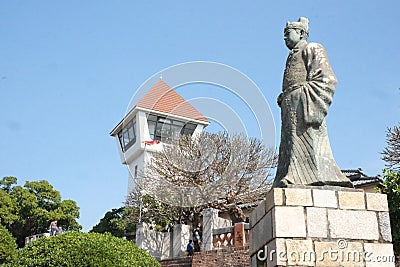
[160,257,192,267]
[192,246,250,267]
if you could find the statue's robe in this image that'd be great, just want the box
[273,40,353,188]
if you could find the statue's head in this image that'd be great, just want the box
[284,17,309,49]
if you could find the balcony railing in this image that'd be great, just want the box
[212,223,249,249]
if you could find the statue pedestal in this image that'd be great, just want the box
[249,187,395,267]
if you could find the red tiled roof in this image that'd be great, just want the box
[136,80,209,123]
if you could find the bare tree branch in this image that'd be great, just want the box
[382,124,400,171]
[139,132,277,223]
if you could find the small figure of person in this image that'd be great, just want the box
[186,240,194,256]
[55,226,64,236]
[193,224,202,252]
[49,220,58,236]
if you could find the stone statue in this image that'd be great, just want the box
[273,17,353,188]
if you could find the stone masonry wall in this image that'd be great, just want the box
[249,187,395,267]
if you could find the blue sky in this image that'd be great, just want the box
[1,1,399,231]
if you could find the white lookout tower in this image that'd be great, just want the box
[110,80,209,192]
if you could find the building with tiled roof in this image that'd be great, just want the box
[136,80,209,123]
[342,168,382,192]
[110,80,209,192]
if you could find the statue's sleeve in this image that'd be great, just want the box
[300,43,337,126]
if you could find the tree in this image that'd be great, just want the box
[0,176,17,194]
[0,224,17,265]
[380,123,400,257]
[382,124,400,171]
[122,191,183,232]
[377,170,400,256]
[4,232,160,267]
[137,132,277,225]
[0,189,18,226]
[90,207,125,237]
[0,177,82,248]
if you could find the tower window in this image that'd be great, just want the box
[147,114,197,143]
[118,117,137,152]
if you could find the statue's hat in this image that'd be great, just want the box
[285,17,309,36]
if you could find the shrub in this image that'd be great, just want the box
[378,169,400,256]
[8,232,160,267]
[0,224,17,265]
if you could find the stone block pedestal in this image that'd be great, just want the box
[249,187,395,267]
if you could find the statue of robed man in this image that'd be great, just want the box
[273,17,353,188]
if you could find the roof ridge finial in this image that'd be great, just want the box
[160,73,163,80]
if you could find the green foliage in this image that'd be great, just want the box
[93,195,177,239]
[0,177,82,248]
[8,232,160,267]
[56,199,81,231]
[24,180,61,210]
[0,189,18,225]
[122,191,181,232]
[377,169,400,256]
[0,224,17,265]
[136,194,177,230]
[0,176,17,193]
[90,207,125,237]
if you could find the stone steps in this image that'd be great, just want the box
[160,256,192,267]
